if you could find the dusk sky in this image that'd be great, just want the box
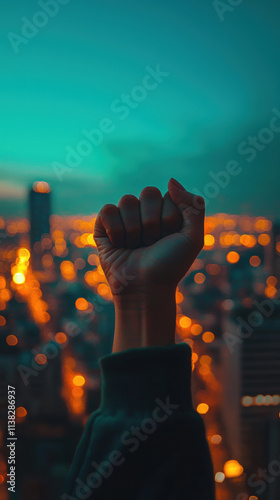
[0,0,279,218]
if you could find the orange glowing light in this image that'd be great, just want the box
[13,272,25,284]
[74,236,84,248]
[0,289,12,301]
[194,272,206,284]
[74,258,86,270]
[175,290,184,304]
[41,237,53,250]
[242,396,253,407]
[72,387,84,397]
[276,242,280,253]
[33,181,50,193]
[197,403,209,415]
[42,254,54,267]
[75,298,88,311]
[232,233,241,246]
[223,218,236,230]
[84,270,98,286]
[255,218,272,232]
[55,332,67,344]
[97,264,104,275]
[249,255,261,267]
[265,286,277,298]
[204,234,215,247]
[192,352,198,363]
[200,355,211,365]
[202,331,215,343]
[179,316,192,329]
[88,253,99,266]
[199,364,210,375]
[184,338,193,348]
[0,316,6,326]
[0,300,6,311]
[190,323,202,335]
[86,234,97,246]
[206,264,220,276]
[97,284,113,300]
[0,475,4,485]
[210,434,222,445]
[258,233,271,246]
[224,460,244,478]
[249,496,258,500]
[240,234,256,248]
[73,375,85,387]
[35,354,47,365]
[40,312,50,323]
[226,251,240,264]
[16,407,27,418]
[266,275,278,287]
[60,261,76,281]
[0,276,6,289]
[6,335,18,346]
[18,248,30,260]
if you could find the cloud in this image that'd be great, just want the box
[0,181,26,200]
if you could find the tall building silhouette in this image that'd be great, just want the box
[29,181,51,268]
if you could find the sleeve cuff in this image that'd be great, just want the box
[99,343,193,413]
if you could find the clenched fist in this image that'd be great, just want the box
[94,178,205,296]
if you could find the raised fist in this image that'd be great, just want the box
[94,178,205,296]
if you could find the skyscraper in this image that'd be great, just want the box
[29,181,51,269]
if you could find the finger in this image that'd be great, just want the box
[118,195,141,249]
[161,191,182,237]
[168,178,205,252]
[94,204,125,248]
[139,186,162,246]
[94,210,112,252]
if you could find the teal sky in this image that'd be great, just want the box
[0,0,280,218]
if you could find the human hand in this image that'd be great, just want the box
[94,179,204,352]
[94,178,205,298]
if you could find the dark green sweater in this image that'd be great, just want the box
[63,343,215,499]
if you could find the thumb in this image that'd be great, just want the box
[168,178,205,245]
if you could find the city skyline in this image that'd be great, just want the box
[0,181,279,499]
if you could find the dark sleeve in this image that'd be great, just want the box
[63,343,215,500]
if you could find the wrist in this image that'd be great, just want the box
[112,286,177,353]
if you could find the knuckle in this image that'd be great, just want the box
[107,228,123,240]
[162,213,177,228]
[193,195,205,210]
[143,219,158,234]
[127,226,141,237]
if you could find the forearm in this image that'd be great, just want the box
[112,286,177,353]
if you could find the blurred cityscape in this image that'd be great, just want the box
[0,181,280,500]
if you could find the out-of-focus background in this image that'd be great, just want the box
[0,1,280,499]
